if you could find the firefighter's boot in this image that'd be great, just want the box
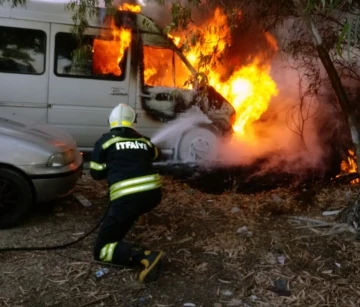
[138,250,164,283]
[130,246,164,283]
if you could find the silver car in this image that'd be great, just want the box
[0,115,83,228]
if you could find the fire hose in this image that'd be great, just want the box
[0,200,110,252]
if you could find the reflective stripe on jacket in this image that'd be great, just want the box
[109,174,161,201]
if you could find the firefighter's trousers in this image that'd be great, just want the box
[94,188,162,265]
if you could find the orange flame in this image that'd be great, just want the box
[118,3,141,12]
[143,46,191,88]
[208,59,278,134]
[264,32,279,52]
[144,8,278,135]
[177,8,230,70]
[168,34,181,46]
[339,149,360,184]
[92,3,140,76]
[93,9,132,76]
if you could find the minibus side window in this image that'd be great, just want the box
[54,32,127,81]
[0,26,46,75]
[143,45,192,88]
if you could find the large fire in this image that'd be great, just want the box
[93,4,278,136]
[208,60,278,134]
[150,8,279,135]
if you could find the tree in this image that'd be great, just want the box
[290,0,360,227]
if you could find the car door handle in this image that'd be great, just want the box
[110,88,128,96]
[139,93,153,99]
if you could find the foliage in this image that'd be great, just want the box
[152,0,359,86]
[65,0,116,42]
[0,0,25,7]
[286,67,320,150]
[305,0,360,59]
[1,0,358,60]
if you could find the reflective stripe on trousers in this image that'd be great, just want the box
[109,174,161,201]
[100,242,118,262]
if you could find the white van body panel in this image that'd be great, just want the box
[0,1,132,148]
[0,17,50,123]
[47,23,130,147]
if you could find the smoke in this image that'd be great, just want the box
[216,55,345,176]
[151,106,212,149]
[138,1,173,27]
[149,62,340,176]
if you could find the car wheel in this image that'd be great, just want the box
[0,167,33,229]
[177,127,219,163]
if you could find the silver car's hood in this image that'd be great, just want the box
[0,116,75,150]
[0,115,77,166]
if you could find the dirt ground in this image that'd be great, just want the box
[1,169,360,307]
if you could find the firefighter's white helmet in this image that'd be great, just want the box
[109,103,136,129]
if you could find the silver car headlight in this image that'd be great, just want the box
[47,149,76,167]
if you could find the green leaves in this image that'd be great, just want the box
[155,0,165,5]
[337,16,360,60]
[306,0,351,11]
[159,0,202,33]
[71,43,92,68]
[337,23,350,55]
[0,0,26,8]
[303,0,360,61]
[65,0,116,41]
[170,3,192,30]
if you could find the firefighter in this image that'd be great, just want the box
[90,103,163,283]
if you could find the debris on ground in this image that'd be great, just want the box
[220,289,234,297]
[95,267,109,278]
[267,279,291,297]
[73,192,92,207]
[0,171,359,306]
[231,207,240,214]
[236,226,253,237]
[322,209,341,216]
[277,254,285,265]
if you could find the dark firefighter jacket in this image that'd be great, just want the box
[90,127,161,202]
